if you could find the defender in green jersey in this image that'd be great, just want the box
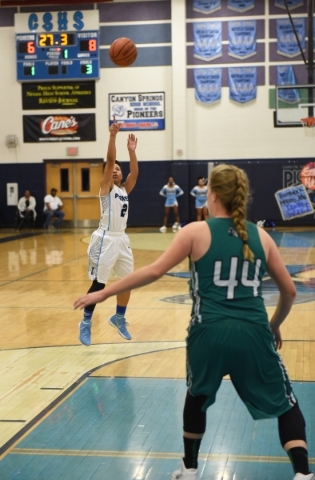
[74,164,313,480]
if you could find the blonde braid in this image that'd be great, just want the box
[230,168,254,263]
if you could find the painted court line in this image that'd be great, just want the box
[10,449,315,464]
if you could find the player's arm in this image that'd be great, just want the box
[100,117,120,196]
[124,134,138,194]
[159,186,167,197]
[259,228,296,349]
[74,226,194,309]
[190,188,196,197]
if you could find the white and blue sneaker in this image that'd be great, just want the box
[108,314,132,340]
[78,321,92,346]
[171,460,198,479]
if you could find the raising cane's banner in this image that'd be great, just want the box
[23,113,96,142]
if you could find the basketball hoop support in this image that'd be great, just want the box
[300,117,315,136]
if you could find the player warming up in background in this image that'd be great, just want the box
[159,177,184,232]
[74,164,313,480]
[190,177,209,221]
[78,117,138,345]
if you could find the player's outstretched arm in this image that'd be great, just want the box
[73,224,196,310]
[100,116,120,195]
[124,134,138,194]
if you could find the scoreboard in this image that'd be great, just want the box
[15,11,100,82]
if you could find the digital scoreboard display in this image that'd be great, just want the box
[15,11,100,82]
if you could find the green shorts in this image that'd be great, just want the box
[186,320,296,420]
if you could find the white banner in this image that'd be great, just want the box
[109,92,165,131]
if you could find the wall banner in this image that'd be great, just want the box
[275,0,304,10]
[194,68,222,104]
[108,92,165,131]
[228,0,255,12]
[193,0,221,15]
[193,22,222,61]
[277,18,305,58]
[23,113,96,142]
[277,66,300,104]
[228,21,257,59]
[275,185,314,221]
[22,82,96,110]
[228,67,257,103]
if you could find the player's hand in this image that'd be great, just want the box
[127,133,137,151]
[109,115,120,137]
[73,291,105,310]
[270,325,283,350]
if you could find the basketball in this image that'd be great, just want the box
[109,37,138,67]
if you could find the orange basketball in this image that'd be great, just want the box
[109,37,138,67]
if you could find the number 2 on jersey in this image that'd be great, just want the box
[120,204,128,217]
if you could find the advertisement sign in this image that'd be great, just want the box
[22,81,95,109]
[109,92,165,130]
[23,113,96,142]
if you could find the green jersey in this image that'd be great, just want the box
[189,218,268,326]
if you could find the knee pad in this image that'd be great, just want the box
[183,392,207,435]
[278,403,306,447]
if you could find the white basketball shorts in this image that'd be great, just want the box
[87,230,133,284]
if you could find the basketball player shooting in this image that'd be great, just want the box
[78,116,139,345]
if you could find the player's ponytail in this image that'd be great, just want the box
[210,164,254,262]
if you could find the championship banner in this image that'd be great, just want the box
[275,185,314,221]
[277,18,305,58]
[193,0,221,14]
[23,113,96,142]
[22,82,95,110]
[228,0,255,13]
[228,67,257,104]
[194,68,222,104]
[109,92,165,131]
[228,21,257,60]
[275,0,304,10]
[193,22,222,62]
[277,66,300,104]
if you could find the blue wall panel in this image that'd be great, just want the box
[101,46,172,68]
[100,24,171,45]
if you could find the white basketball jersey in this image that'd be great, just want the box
[99,184,129,232]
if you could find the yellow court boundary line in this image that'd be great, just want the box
[10,449,315,464]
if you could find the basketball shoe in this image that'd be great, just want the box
[160,226,167,233]
[293,474,315,480]
[171,460,198,479]
[172,222,179,232]
[78,321,92,346]
[108,314,132,340]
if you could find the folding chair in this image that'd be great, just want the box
[14,208,34,231]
